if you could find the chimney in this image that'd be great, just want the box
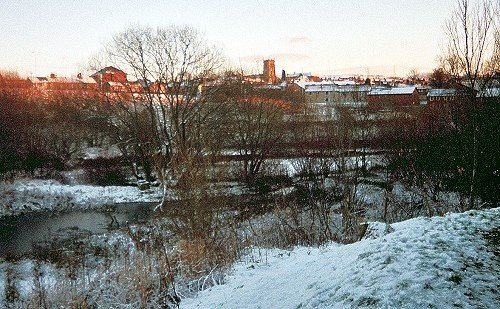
[282,70,286,81]
[77,73,82,79]
[50,73,56,79]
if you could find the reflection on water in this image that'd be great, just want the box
[0,203,156,257]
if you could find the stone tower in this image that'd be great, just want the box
[263,59,277,84]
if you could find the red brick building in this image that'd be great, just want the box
[367,86,419,108]
[426,88,458,107]
[90,66,127,88]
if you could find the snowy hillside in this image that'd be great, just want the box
[183,208,499,308]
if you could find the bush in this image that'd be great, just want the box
[82,158,129,186]
[250,174,292,194]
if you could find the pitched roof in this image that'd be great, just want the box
[368,86,416,96]
[90,66,124,77]
[31,77,48,82]
[427,89,456,97]
[49,76,83,83]
[304,83,336,92]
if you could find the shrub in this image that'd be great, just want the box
[250,174,292,194]
[82,158,129,186]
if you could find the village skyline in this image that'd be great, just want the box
[1,0,464,78]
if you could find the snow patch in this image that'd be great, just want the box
[0,179,162,217]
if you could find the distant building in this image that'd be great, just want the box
[426,82,497,105]
[263,59,277,84]
[291,80,371,104]
[427,88,458,106]
[90,66,128,89]
[416,86,430,103]
[148,81,167,93]
[89,66,150,93]
[241,60,278,85]
[474,79,500,99]
[243,74,264,85]
[287,73,322,84]
[367,86,419,108]
[29,73,97,92]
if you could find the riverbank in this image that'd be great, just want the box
[2,207,497,307]
[0,178,163,217]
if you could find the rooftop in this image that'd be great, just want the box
[427,88,457,96]
[368,86,416,96]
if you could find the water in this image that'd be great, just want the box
[0,202,157,257]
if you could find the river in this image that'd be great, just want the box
[0,202,157,257]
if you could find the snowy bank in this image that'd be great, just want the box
[0,179,162,217]
[184,208,499,308]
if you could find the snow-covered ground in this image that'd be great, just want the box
[0,176,252,217]
[0,178,163,217]
[183,208,499,308]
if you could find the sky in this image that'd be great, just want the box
[0,0,463,78]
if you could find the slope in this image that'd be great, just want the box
[183,208,499,308]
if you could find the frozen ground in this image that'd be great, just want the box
[183,208,499,308]
[0,176,250,217]
[0,178,163,217]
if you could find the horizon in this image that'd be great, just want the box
[1,0,466,78]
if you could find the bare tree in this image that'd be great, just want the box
[407,68,420,85]
[331,106,362,242]
[443,0,499,89]
[102,25,225,204]
[232,94,286,182]
[429,67,454,88]
[442,0,499,209]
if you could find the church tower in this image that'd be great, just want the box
[263,59,277,84]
